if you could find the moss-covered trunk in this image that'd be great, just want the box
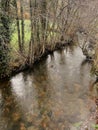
[0,0,11,79]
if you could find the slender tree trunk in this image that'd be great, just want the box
[20,0,25,52]
[40,0,47,38]
[33,0,40,44]
[28,0,34,65]
[14,0,22,53]
[40,0,47,52]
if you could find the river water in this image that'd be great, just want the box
[0,46,97,130]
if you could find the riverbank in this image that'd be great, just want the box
[0,41,73,81]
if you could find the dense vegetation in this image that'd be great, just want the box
[0,0,98,79]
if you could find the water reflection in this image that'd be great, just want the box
[79,80,98,130]
[0,46,96,130]
[0,81,27,130]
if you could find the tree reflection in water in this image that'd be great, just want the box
[0,81,26,130]
[0,46,96,130]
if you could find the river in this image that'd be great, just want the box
[0,46,97,130]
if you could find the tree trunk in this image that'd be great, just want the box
[28,0,34,65]
[20,0,25,52]
[14,0,22,53]
[40,0,47,39]
[40,0,47,52]
[0,0,11,78]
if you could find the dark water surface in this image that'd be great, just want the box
[0,46,96,130]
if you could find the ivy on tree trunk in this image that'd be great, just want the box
[0,0,11,79]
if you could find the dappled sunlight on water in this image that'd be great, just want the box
[0,46,97,130]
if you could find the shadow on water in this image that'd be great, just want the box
[0,46,97,130]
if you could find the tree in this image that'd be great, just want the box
[20,0,25,52]
[0,0,12,78]
[14,0,22,53]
